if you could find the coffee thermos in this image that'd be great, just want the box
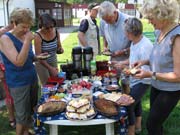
[83,47,93,71]
[72,46,82,70]
[71,46,93,76]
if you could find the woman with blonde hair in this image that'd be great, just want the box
[0,8,40,135]
[134,0,180,135]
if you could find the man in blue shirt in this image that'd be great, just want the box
[99,1,131,61]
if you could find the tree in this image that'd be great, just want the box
[49,0,128,4]
[116,0,128,3]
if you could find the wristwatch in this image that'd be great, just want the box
[152,72,157,80]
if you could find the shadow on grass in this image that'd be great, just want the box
[0,106,16,135]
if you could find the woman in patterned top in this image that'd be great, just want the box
[134,0,180,135]
[34,13,64,85]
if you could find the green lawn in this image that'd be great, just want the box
[0,19,180,135]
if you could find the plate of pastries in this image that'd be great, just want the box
[65,98,96,120]
[102,92,135,106]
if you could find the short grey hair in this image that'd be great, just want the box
[124,17,143,36]
[140,0,179,22]
[99,1,116,17]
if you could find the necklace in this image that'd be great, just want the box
[158,23,179,44]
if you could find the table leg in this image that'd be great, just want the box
[105,123,114,135]
[49,125,58,135]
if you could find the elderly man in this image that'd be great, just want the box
[99,1,131,61]
[78,2,100,57]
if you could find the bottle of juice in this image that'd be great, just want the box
[90,60,96,76]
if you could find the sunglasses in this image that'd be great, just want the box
[44,26,54,30]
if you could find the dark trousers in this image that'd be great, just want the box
[147,87,180,135]
[127,83,149,125]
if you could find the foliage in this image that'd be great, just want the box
[49,0,128,4]
[116,0,128,3]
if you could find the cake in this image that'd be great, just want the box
[37,101,66,115]
[94,99,118,116]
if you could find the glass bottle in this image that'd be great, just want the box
[120,73,130,94]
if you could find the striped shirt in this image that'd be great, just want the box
[35,31,58,64]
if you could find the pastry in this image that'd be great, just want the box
[86,108,96,117]
[66,105,76,112]
[103,93,122,102]
[37,101,66,115]
[77,104,90,113]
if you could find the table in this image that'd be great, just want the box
[34,77,128,135]
[44,119,116,135]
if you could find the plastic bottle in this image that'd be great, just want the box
[90,60,96,76]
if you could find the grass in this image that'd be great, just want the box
[1,19,180,135]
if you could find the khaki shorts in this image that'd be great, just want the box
[9,81,39,126]
[35,61,57,86]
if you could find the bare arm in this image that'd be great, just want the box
[34,32,58,76]
[135,36,180,82]
[0,24,13,36]
[155,35,180,82]
[78,31,87,47]
[103,36,109,51]
[34,33,53,70]
[0,31,34,67]
[56,31,64,54]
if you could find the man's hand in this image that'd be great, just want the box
[103,46,109,52]
[112,50,125,57]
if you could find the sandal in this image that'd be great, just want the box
[28,129,35,135]
[9,119,16,128]
[135,128,142,134]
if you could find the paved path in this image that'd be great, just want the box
[58,25,78,42]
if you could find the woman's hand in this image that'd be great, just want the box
[134,69,152,79]
[57,47,64,54]
[132,60,149,69]
[49,67,59,77]
[24,31,34,44]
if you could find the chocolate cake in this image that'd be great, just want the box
[94,99,118,116]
